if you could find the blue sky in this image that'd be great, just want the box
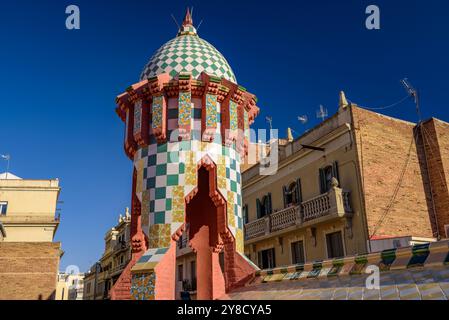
[0,0,448,272]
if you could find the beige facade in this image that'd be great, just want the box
[0,173,62,300]
[56,272,85,300]
[242,94,448,269]
[0,173,60,242]
[83,208,132,300]
[175,232,197,299]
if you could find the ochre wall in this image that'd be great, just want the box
[351,106,433,238]
[0,179,59,216]
[0,242,61,300]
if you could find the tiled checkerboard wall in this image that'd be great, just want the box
[132,96,244,254]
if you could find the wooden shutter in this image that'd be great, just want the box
[282,185,288,208]
[332,161,340,183]
[256,199,261,219]
[267,193,273,214]
[295,178,302,204]
[319,168,326,194]
[257,251,263,269]
[269,248,276,268]
[243,204,249,224]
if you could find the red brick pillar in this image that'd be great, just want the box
[190,225,226,300]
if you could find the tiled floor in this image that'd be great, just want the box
[222,266,449,300]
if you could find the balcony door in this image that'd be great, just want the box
[291,240,305,264]
[326,231,345,258]
[257,248,276,269]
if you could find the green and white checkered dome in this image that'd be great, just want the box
[140,19,237,83]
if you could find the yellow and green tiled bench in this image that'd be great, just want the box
[225,240,449,300]
[253,240,449,285]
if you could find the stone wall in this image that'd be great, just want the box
[0,242,61,300]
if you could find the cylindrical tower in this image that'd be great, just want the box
[112,9,260,300]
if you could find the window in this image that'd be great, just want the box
[0,202,7,215]
[190,261,196,282]
[257,248,276,269]
[319,162,339,194]
[283,179,302,207]
[291,241,305,264]
[326,231,345,258]
[177,264,183,281]
[256,193,272,218]
[243,204,249,224]
[86,282,91,293]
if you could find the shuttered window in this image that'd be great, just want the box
[291,241,305,264]
[256,194,272,218]
[258,248,276,269]
[243,204,249,224]
[256,199,262,219]
[319,161,339,193]
[283,179,302,207]
[266,193,272,215]
[326,231,345,258]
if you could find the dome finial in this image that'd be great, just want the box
[182,7,193,27]
[177,7,197,37]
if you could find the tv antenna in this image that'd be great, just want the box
[297,115,308,125]
[1,154,10,179]
[196,19,204,31]
[316,105,328,122]
[401,78,421,122]
[171,14,180,29]
[265,116,273,130]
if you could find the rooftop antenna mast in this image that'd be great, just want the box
[316,105,328,122]
[298,115,308,125]
[265,116,273,131]
[171,14,180,29]
[196,19,204,31]
[297,114,308,132]
[401,78,421,122]
[1,154,10,179]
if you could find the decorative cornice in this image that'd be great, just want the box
[116,72,260,158]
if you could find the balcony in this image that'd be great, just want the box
[113,240,129,252]
[182,278,197,292]
[110,260,129,276]
[178,235,188,249]
[244,185,352,241]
